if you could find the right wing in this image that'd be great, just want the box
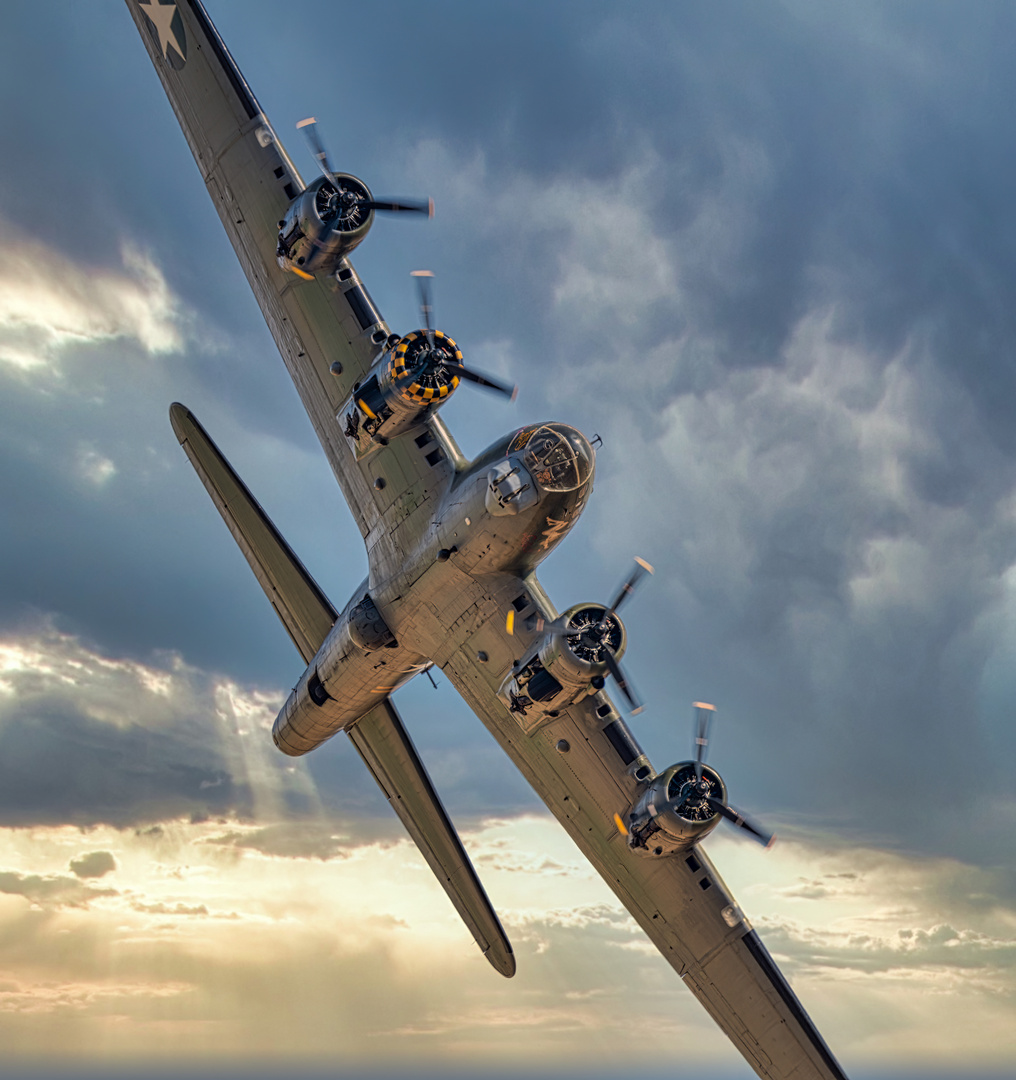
[127,0,464,563]
[405,565,847,1080]
[348,697,515,978]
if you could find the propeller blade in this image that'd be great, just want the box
[604,649,643,715]
[361,198,434,216]
[296,117,339,189]
[600,557,654,630]
[693,701,715,781]
[706,796,774,848]
[411,270,436,351]
[454,365,518,402]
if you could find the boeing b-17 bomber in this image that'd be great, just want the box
[128,3,849,1078]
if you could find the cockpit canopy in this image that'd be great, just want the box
[523,424,595,492]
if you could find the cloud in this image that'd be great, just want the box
[0,221,185,373]
[0,869,106,907]
[402,122,1016,863]
[68,851,116,879]
[0,626,314,828]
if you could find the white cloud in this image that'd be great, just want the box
[75,446,117,486]
[0,628,1012,1067]
[0,218,185,373]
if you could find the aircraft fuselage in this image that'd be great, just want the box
[274,422,595,755]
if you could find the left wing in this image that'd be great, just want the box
[127,0,462,570]
[170,403,336,663]
[404,564,847,1080]
[348,697,515,978]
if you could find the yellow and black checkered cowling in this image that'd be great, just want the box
[385,330,462,406]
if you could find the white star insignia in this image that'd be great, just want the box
[138,1,185,65]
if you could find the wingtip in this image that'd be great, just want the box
[486,941,516,978]
[168,402,192,443]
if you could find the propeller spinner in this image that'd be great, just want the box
[298,118,433,221]
[677,703,774,847]
[622,703,775,855]
[389,271,518,404]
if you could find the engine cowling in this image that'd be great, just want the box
[499,603,627,714]
[276,173,375,278]
[624,762,727,856]
[539,603,626,689]
[380,330,462,408]
[343,328,471,443]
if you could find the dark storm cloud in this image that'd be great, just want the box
[348,0,1016,866]
[4,0,1016,870]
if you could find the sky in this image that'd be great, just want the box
[1,0,1016,1076]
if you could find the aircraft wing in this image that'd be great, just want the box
[406,564,847,1080]
[348,697,515,978]
[127,0,461,567]
[169,403,336,663]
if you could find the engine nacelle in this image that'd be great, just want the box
[498,604,627,716]
[624,762,727,856]
[276,173,375,278]
[342,329,466,444]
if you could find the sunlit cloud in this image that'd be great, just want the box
[0,218,185,373]
[0,627,1012,1067]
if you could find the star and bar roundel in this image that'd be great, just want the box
[138,1,188,70]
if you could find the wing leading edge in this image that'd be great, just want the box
[169,402,336,663]
[170,403,513,975]
[127,0,462,562]
[348,697,516,978]
[403,564,847,1080]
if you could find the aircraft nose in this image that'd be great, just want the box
[522,423,595,493]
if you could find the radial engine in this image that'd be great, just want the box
[276,118,431,280]
[622,704,775,857]
[499,559,652,718]
[343,272,517,445]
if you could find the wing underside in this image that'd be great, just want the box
[348,697,515,978]
[127,0,460,563]
[402,565,847,1080]
[169,403,337,663]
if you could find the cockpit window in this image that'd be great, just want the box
[523,424,594,492]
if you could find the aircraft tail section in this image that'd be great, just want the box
[170,403,337,663]
[349,698,516,978]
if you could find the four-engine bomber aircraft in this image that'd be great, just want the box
[128,3,849,1078]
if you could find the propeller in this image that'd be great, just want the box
[599,556,653,632]
[683,703,774,848]
[297,116,339,189]
[570,557,654,714]
[409,271,518,402]
[297,118,434,218]
[694,700,713,782]
[411,269,436,352]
